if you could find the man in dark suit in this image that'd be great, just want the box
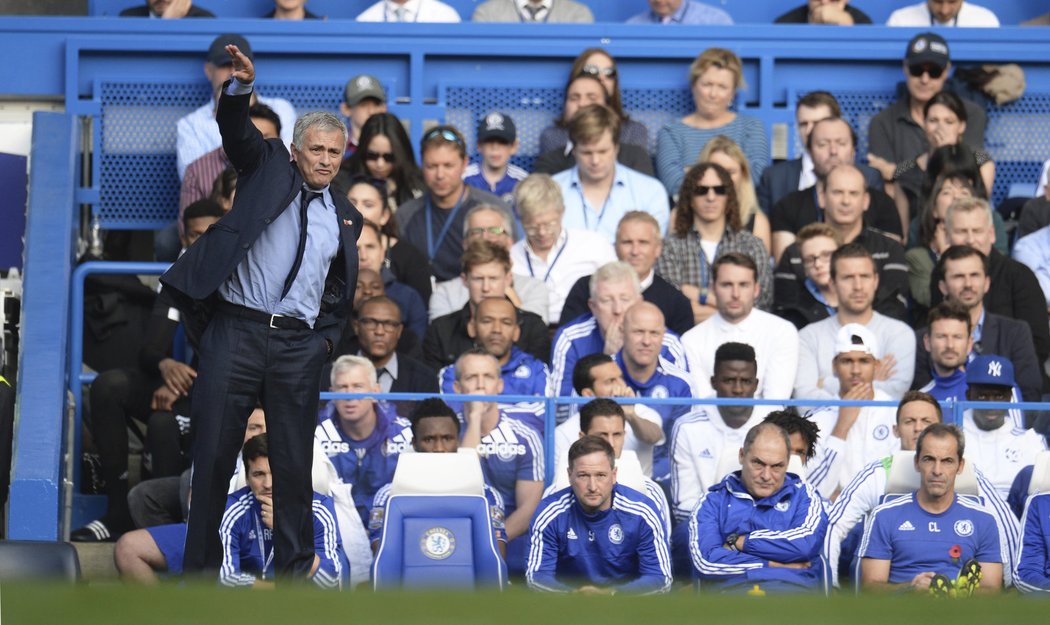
[354,296,436,394]
[915,245,1044,403]
[119,0,215,17]
[160,46,362,581]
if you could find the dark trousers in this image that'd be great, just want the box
[181,311,327,580]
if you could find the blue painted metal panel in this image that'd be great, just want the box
[0,153,28,270]
[8,112,78,541]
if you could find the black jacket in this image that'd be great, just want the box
[390,354,438,394]
[422,303,549,371]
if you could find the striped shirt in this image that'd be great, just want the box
[655,116,769,196]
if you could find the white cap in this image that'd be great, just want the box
[834,323,880,358]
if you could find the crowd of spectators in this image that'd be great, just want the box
[65,0,1050,595]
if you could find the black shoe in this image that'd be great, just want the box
[928,573,954,598]
[956,558,982,597]
[70,520,118,543]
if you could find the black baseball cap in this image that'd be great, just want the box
[905,32,950,69]
[208,34,253,66]
[477,112,516,144]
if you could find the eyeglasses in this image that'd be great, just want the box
[908,64,945,79]
[579,64,617,80]
[802,250,834,268]
[356,317,402,331]
[693,185,728,197]
[364,151,395,163]
[423,127,465,147]
[466,226,508,238]
[523,220,559,236]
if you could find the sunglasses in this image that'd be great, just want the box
[423,127,465,146]
[908,64,945,79]
[694,185,728,197]
[364,151,395,163]
[580,64,617,79]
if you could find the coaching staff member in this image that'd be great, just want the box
[161,45,362,579]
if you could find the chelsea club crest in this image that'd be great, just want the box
[608,523,624,544]
[421,527,456,560]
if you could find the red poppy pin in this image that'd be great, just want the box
[343,218,353,226]
[949,544,962,565]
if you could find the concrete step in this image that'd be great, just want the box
[73,542,118,581]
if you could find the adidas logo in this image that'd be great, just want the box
[698,449,714,459]
[567,528,578,540]
[898,520,916,531]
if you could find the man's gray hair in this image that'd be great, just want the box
[462,204,514,238]
[330,354,377,387]
[293,111,348,149]
[589,261,640,301]
[944,196,993,231]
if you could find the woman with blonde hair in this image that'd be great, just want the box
[697,135,771,252]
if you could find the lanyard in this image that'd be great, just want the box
[575,183,611,233]
[254,505,274,580]
[812,186,824,224]
[524,232,568,283]
[697,238,720,306]
[424,187,467,262]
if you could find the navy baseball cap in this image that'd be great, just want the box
[208,34,253,66]
[966,355,1015,387]
[905,32,950,69]
[477,112,516,144]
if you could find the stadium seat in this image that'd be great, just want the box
[1027,450,1050,495]
[884,450,979,498]
[0,540,80,582]
[371,450,507,590]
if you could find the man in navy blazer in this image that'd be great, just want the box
[161,45,362,580]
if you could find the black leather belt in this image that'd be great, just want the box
[215,301,310,330]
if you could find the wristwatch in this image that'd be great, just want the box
[726,532,740,551]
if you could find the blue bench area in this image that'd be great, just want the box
[4,16,1050,539]
[87,0,1046,25]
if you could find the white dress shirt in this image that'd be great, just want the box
[886,2,1000,27]
[680,308,800,400]
[510,228,616,323]
[356,0,462,22]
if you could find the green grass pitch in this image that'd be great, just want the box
[3,584,1047,625]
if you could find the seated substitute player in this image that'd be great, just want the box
[961,355,1047,498]
[689,422,828,593]
[546,398,671,536]
[554,353,665,477]
[456,349,545,572]
[219,433,344,589]
[671,342,781,523]
[859,424,1004,595]
[805,323,899,499]
[368,398,507,557]
[1016,489,1050,593]
[438,296,549,399]
[526,436,672,594]
[825,391,1018,589]
[315,355,413,526]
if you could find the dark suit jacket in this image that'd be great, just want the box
[928,249,1050,387]
[119,4,215,16]
[757,158,883,214]
[391,354,438,394]
[559,273,695,337]
[422,303,550,371]
[160,82,363,352]
[913,313,1043,402]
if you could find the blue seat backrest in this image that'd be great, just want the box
[372,494,507,590]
